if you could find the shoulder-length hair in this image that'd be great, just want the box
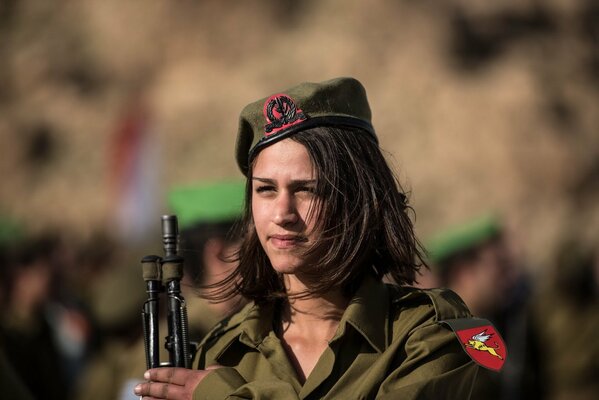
[207,126,426,303]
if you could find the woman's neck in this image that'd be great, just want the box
[277,274,350,382]
[280,274,349,334]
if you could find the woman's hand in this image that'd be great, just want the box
[134,366,221,400]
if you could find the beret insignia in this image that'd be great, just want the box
[263,94,307,136]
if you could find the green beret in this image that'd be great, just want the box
[0,216,24,247]
[425,213,502,264]
[235,77,378,175]
[167,181,245,230]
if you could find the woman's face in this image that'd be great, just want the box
[251,138,320,275]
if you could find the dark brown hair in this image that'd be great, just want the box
[207,126,426,303]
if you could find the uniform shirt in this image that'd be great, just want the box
[193,276,480,399]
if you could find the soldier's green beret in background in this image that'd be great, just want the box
[167,181,245,230]
[0,215,24,247]
[425,213,503,265]
[235,77,379,175]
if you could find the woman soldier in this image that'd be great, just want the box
[135,77,503,399]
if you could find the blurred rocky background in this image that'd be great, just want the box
[1,0,597,272]
[1,1,598,399]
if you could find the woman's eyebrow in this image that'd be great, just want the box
[252,177,316,187]
[252,177,316,183]
[290,179,317,186]
[252,177,274,183]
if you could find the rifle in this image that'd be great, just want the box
[141,215,193,369]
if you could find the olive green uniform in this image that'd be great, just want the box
[193,276,480,399]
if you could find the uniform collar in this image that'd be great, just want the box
[238,300,277,348]
[213,276,390,360]
[333,274,389,353]
[207,300,276,361]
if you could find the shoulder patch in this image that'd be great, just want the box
[441,318,507,372]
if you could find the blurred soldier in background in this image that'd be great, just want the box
[72,250,148,400]
[528,238,599,400]
[0,230,71,399]
[424,213,536,399]
[167,180,247,336]
[0,217,35,400]
[73,180,245,400]
[72,245,165,400]
[424,214,517,317]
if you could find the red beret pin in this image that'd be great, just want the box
[263,94,306,136]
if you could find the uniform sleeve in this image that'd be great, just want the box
[376,321,479,399]
[192,368,299,400]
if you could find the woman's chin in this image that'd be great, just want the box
[270,258,305,275]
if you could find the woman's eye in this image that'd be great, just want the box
[255,185,275,193]
[298,186,316,194]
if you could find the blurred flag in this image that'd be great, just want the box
[107,97,162,243]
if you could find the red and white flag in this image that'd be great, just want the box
[107,98,162,243]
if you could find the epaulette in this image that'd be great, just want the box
[422,288,472,321]
[388,285,470,321]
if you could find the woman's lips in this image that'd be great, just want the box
[269,234,305,249]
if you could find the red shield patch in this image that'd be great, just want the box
[441,318,507,372]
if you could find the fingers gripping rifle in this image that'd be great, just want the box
[141,215,194,369]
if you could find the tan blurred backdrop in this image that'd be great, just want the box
[0,0,597,273]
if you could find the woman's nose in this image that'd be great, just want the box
[273,193,298,226]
